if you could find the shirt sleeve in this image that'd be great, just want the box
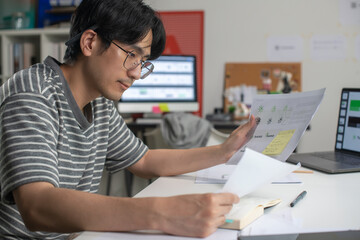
[0,93,59,204]
[105,104,148,173]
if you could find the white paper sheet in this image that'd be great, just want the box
[222,148,300,198]
[196,165,302,184]
[239,208,303,237]
[227,88,325,164]
[75,228,238,240]
[271,173,302,184]
[195,164,234,184]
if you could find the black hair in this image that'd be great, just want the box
[63,0,166,63]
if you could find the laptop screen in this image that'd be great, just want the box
[336,88,360,152]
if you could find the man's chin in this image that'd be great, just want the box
[103,92,124,102]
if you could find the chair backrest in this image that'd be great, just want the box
[206,128,229,147]
[144,126,229,148]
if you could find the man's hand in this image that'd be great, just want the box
[13,182,238,238]
[154,193,239,238]
[221,115,258,162]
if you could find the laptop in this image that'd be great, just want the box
[239,230,360,240]
[287,88,360,174]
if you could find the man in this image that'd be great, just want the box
[0,0,257,239]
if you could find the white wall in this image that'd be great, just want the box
[145,0,360,153]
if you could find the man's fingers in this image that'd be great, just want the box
[232,115,257,135]
[245,115,259,138]
[212,192,240,205]
[218,214,227,225]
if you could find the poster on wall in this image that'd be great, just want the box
[339,0,360,25]
[310,35,347,61]
[267,36,303,62]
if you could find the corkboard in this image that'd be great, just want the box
[224,62,301,113]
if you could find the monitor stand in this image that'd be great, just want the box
[143,113,163,119]
[136,113,163,124]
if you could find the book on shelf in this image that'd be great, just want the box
[8,40,66,76]
[9,42,13,74]
[220,196,281,230]
[13,43,24,73]
[49,41,67,62]
[23,42,36,69]
[59,41,67,62]
[9,42,37,75]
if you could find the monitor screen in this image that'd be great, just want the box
[336,88,360,152]
[117,55,199,113]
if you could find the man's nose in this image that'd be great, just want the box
[127,64,142,80]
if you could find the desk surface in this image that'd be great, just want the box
[135,167,360,233]
[77,167,360,239]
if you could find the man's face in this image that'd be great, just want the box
[85,30,153,101]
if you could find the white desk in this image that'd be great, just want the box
[135,168,360,233]
[77,167,360,239]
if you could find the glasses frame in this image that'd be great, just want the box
[111,41,154,79]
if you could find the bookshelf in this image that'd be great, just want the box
[0,28,69,84]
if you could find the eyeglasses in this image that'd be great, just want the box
[111,41,154,79]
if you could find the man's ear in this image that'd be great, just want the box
[79,29,98,57]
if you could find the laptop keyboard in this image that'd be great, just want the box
[314,152,360,166]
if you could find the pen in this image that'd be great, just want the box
[290,190,307,207]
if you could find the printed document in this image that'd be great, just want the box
[227,88,325,164]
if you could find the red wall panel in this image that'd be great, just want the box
[159,11,204,116]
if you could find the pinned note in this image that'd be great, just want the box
[262,129,295,155]
[159,103,170,112]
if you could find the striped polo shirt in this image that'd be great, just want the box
[0,56,148,239]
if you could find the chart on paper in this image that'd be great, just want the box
[227,88,325,164]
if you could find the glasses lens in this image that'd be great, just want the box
[140,62,154,79]
[124,52,139,70]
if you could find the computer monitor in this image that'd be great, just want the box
[117,55,199,113]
